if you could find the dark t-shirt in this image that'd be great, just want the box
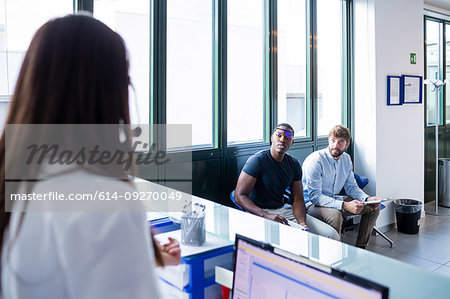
[242,149,302,209]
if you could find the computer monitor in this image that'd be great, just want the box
[232,234,388,299]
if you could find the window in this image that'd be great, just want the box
[166,0,213,148]
[277,0,307,138]
[149,0,349,148]
[1,0,351,150]
[316,0,345,136]
[425,19,442,126]
[0,0,72,129]
[50,0,352,202]
[92,0,351,151]
[227,0,264,144]
[94,0,150,125]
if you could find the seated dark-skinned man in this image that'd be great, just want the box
[235,123,339,240]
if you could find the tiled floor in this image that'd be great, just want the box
[341,211,450,278]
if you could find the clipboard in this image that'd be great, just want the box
[364,198,393,205]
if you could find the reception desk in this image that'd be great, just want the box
[137,179,450,299]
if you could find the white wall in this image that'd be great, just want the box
[354,0,425,228]
[353,0,377,198]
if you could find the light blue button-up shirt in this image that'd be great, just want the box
[302,148,368,210]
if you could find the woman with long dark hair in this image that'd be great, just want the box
[0,14,175,298]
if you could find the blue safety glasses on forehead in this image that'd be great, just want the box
[273,128,294,139]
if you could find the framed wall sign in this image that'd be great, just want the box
[387,75,402,105]
[402,75,422,104]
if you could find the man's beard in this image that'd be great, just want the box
[330,147,344,158]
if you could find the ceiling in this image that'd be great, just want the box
[425,0,450,12]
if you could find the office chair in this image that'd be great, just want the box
[229,190,244,211]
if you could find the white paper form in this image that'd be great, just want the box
[403,76,421,103]
[389,77,400,104]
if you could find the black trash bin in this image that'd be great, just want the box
[393,199,422,234]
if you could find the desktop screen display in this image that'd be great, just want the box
[232,235,388,299]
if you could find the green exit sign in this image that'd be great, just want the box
[410,53,416,64]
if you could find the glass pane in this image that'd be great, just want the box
[166,0,213,149]
[446,24,450,124]
[277,0,307,138]
[317,0,343,136]
[227,0,264,144]
[0,0,72,130]
[426,20,441,126]
[94,0,150,125]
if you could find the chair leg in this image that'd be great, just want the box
[373,226,393,248]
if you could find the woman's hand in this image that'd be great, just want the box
[160,237,181,266]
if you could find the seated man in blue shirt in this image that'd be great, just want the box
[235,123,339,240]
[302,125,380,249]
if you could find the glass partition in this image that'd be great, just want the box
[426,19,442,126]
[94,0,150,125]
[446,23,450,124]
[316,0,344,136]
[0,0,72,130]
[227,0,264,144]
[277,0,307,138]
[166,0,214,149]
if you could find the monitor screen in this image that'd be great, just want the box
[232,235,388,299]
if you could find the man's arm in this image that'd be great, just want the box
[343,170,381,209]
[343,169,369,201]
[303,159,344,210]
[290,180,307,228]
[340,168,382,212]
[235,171,288,224]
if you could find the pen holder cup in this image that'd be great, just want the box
[181,214,205,246]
